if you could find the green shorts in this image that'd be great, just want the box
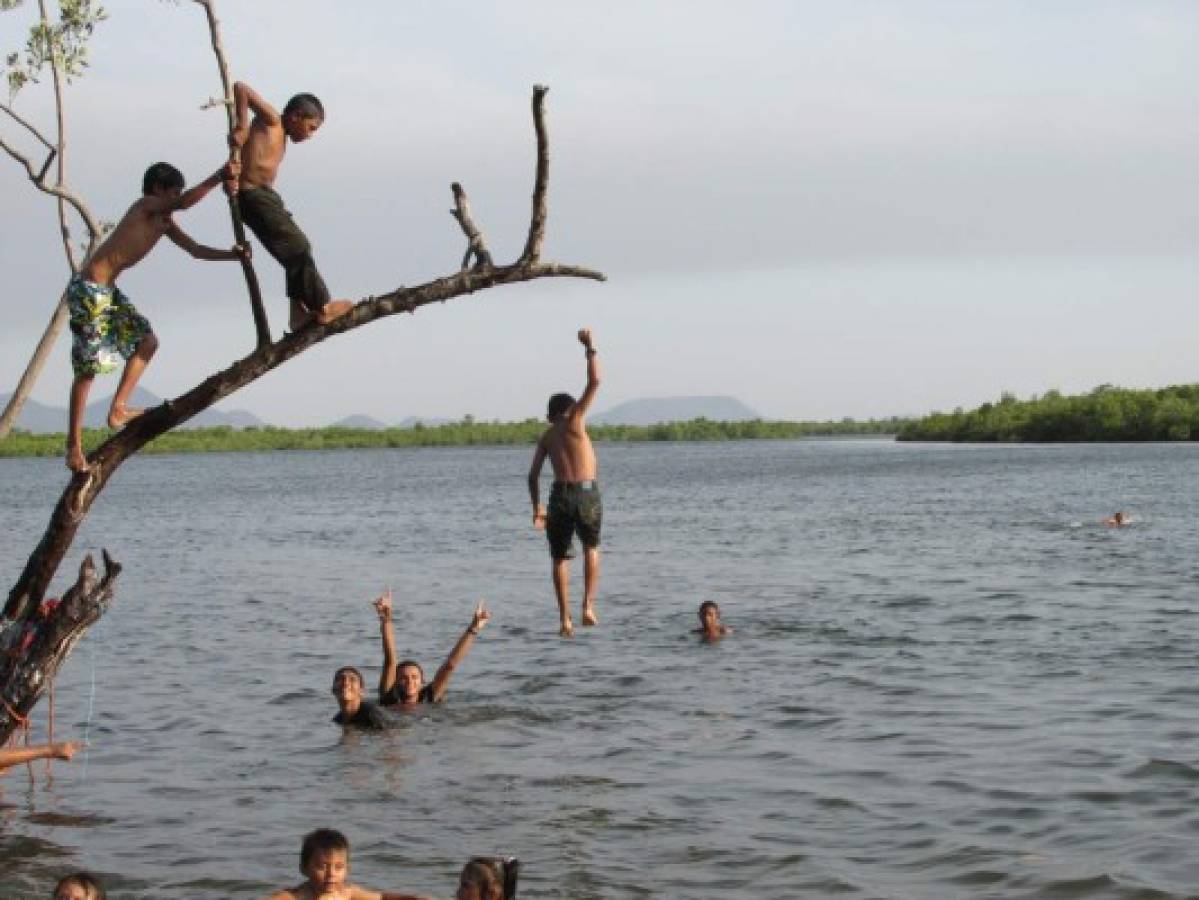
[67,275,153,377]
[546,480,602,560]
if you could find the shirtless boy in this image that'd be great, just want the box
[527,329,603,637]
[269,828,428,900]
[228,81,353,331]
[65,160,246,473]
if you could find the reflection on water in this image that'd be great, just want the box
[1,441,1198,898]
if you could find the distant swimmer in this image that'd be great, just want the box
[527,328,603,637]
[374,590,489,707]
[269,827,430,900]
[330,666,390,730]
[0,740,84,772]
[456,857,520,900]
[695,601,733,640]
[1104,511,1130,527]
[53,872,106,900]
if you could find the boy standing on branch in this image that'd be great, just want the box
[64,160,247,473]
[528,329,603,637]
[228,82,353,331]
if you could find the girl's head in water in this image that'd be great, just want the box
[456,857,519,900]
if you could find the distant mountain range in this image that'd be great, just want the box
[592,396,762,426]
[1,388,265,433]
[3,391,763,433]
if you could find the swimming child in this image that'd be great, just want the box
[64,160,247,472]
[373,590,489,706]
[330,667,389,730]
[229,81,354,331]
[1103,511,1129,527]
[696,601,733,640]
[527,328,603,637]
[269,828,429,900]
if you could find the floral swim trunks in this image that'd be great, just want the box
[66,275,152,377]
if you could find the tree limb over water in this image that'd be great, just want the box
[0,85,605,743]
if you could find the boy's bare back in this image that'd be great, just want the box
[540,417,597,483]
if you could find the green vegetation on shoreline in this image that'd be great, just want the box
[0,416,907,458]
[897,384,1199,442]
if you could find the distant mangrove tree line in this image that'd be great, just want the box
[0,415,907,458]
[897,384,1199,442]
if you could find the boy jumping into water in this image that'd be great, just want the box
[65,160,247,473]
[269,828,429,900]
[527,329,603,637]
[228,82,354,331]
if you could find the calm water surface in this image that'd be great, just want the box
[0,440,1197,899]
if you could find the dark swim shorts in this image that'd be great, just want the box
[238,185,331,312]
[546,480,603,560]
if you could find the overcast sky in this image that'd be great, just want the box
[3,1,1197,425]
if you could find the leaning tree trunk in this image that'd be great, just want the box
[0,86,603,744]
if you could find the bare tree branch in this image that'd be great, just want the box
[191,0,271,348]
[520,84,551,263]
[0,100,55,150]
[0,0,104,440]
[450,182,494,270]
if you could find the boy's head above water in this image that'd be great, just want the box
[299,828,351,894]
[282,93,325,143]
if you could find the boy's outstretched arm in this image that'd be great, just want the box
[428,601,490,702]
[569,328,601,423]
[374,590,398,699]
[230,80,280,149]
[528,440,548,529]
[167,222,250,262]
[0,740,83,771]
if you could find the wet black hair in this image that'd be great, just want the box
[460,856,520,900]
[142,162,184,195]
[300,828,349,868]
[283,92,325,121]
[698,600,720,618]
[547,393,574,421]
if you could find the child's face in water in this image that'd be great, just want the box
[302,847,349,896]
[699,604,721,633]
[397,664,424,702]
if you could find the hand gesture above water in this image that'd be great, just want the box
[470,600,491,634]
[373,588,393,622]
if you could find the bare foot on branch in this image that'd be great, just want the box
[107,405,144,430]
[314,299,354,325]
[65,445,92,474]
